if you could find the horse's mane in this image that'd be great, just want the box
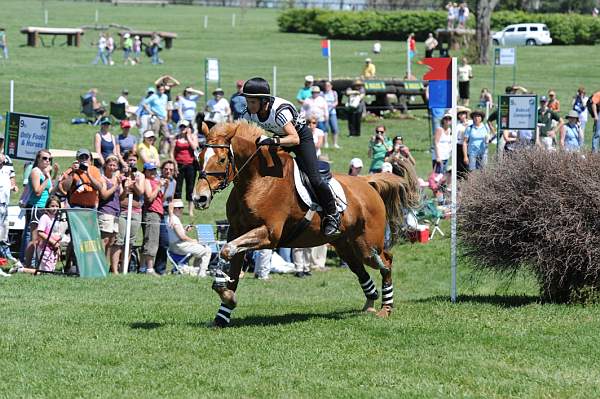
[211,120,265,145]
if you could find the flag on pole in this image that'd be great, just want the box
[422,57,453,109]
[321,40,330,57]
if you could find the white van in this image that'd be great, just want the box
[492,23,553,46]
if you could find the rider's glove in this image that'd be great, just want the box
[255,136,280,147]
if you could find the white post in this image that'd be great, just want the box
[272,66,277,97]
[204,15,208,29]
[450,57,458,303]
[407,37,411,78]
[327,39,332,82]
[9,80,14,112]
[95,9,99,23]
[122,193,133,275]
[44,9,48,25]
[232,14,236,28]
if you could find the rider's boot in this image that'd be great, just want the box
[322,212,341,238]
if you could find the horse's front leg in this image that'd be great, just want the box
[220,225,276,261]
[213,225,279,328]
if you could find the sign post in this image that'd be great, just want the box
[321,40,332,82]
[496,94,538,151]
[204,58,220,106]
[3,112,51,161]
[492,47,516,99]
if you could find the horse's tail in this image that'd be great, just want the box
[365,162,420,246]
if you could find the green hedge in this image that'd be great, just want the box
[278,9,600,45]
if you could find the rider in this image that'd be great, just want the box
[241,77,341,238]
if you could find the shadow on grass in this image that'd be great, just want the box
[413,294,539,308]
[130,322,164,330]
[188,309,361,329]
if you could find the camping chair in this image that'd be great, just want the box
[416,199,445,239]
[166,249,192,275]
[80,95,95,120]
[195,224,224,255]
[110,101,127,121]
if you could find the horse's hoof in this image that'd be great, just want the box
[362,299,376,313]
[376,306,393,318]
[220,244,237,261]
[211,318,229,328]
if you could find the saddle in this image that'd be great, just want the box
[292,159,347,213]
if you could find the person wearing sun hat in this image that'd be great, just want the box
[136,130,160,171]
[537,95,562,151]
[94,116,120,168]
[560,110,583,152]
[454,106,471,178]
[362,58,376,78]
[346,79,366,136]
[205,87,231,128]
[296,75,314,106]
[463,109,492,171]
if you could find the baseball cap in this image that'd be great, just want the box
[120,120,131,129]
[540,95,548,102]
[349,158,363,168]
[99,117,112,125]
[365,57,372,62]
[172,199,185,208]
[311,86,321,93]
[143,162,157,171]
[122,88,129,94]
[147,86,156,93]
[304,75,314,82]
[179,119,190,128]
[143,130,155,138]
[76,148,91,158]
[381,162,393,173]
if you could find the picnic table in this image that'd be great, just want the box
[20,26,84,47]
[119,30,177,49]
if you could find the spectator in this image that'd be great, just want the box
[0,139,20,273]
[133,35,142,64]
[23,149,55,268]
[177,86,204,124]
[292,247,313,278]
[0,28,8,60]
[98,156,121,272]
[547,90,560,112]
[154,160,176,275]
[61,148,103,209]
[137,130,160,171]
[572,86,588,135]
[302,86,329,135]
[112,151,145,273]
[106,33,115,66]
[296,75,314,106]
[230,80,247,121]
[117,120,137,167]
[446,2,456,29]
[455,106,471,178]
[170,120,198,216]
[348,158,363,176]
[458,57,473,106]
[116,89,137,116]
[434,113,453,173]
[323,81,340,149]
[478,88,493,111]
[154,75,180,102]
[167,199,211,277]
[362,58,376,78]
[536,96,562,151]
[137,87,155,132]
[346,80,366,137]
[308,118,325,158]
[463,110,492,171]
[150,32,162,64]
[424,33,438,58]
[386,135,416,168]
[458,2,470,28]
[92,32,107,65]
[143,84,170,156]
[561,110,583,152]
[94,117,121,168]
[590,90,600,152]
[408,33,416,60]
[368,125,392,173]
[372,41,381,54]
[205,88,231,128]
[381,162,393,173]
[141,162,167,275]
[122,32,133,65]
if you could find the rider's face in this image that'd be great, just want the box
[246,98,262,114]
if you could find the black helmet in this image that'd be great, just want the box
[242,77,271,98]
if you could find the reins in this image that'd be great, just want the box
[200,142,263,193]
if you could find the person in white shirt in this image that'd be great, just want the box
[302,86,329,143]
[308,118,325,157]
[205,88,232,128]
[93,33,108,65]
[457,57,473,106]
[177,87,204,123]
[168,199,211,277]
[0,136,21,276]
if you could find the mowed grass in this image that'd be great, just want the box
[1,1,600,398]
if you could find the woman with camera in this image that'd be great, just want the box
[385,135,416,168]
[367,125,392,173]
[170,120,198,217]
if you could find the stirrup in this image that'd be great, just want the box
[322,213,341,237]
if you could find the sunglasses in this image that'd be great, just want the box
[41,156,53,161]
[78,155,90,160]
[376,130,385,134]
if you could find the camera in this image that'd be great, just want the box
[78,162,88,171]
[130,166,137,173]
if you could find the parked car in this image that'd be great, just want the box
[492,23,552,46]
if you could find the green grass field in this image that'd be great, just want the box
[1,1,600,397]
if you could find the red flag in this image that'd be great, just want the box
[421,58,452,81]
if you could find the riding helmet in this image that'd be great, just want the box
[242,77,272,98]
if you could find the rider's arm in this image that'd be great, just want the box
[277,122,300,146]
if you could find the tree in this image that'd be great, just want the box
[475,0,500,64]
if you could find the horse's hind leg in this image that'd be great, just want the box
[333,241,379,313]
[368,249,394,318]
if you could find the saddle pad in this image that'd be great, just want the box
[293,159,347,212]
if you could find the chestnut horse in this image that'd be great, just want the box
[193,120,419,327]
